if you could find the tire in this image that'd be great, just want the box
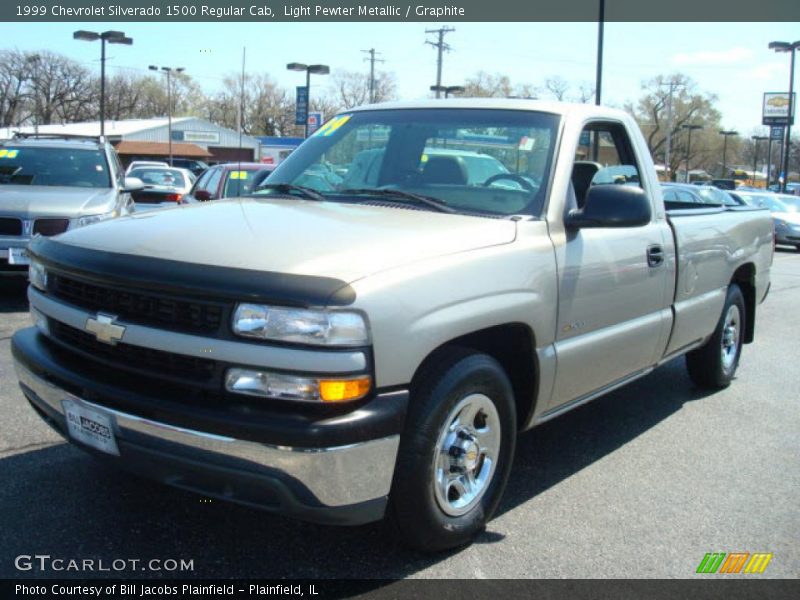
[387,347,516,552]
[686,284,746,389]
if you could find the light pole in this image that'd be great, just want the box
[73,30,133,137]
[682,124,703,183]
[430,85,464,98]
[769,41,799,192]
[287,63,330,138]
[718,130,738,178]
[149,65,184,166]
[751,135,768,188]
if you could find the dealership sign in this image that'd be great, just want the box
[296,86,309,125]
[762,92,796,126]
[171,130,220,144]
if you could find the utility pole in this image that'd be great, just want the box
[665,82,675,180]
[595,0,604,106]
[362,48,385,103]
[425,27,455,98]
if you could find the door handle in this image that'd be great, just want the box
[647,245,664,267]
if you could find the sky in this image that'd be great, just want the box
[1,21,798,134]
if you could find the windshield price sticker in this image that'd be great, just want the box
[314,115,351,137]
[0,149,19,159]
[230,171,248,180]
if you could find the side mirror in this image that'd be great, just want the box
[122,177,144,193]
[194,189,212,201]
[565,185,652,229]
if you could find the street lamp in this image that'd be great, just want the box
[751,135,768,188]
[73,30,133,137]
[430,85,465,98]
[682,124,703,183]
[287,62,330,138]
[718,130,738,178]
[769,40,800,192]
[149,65,185,166]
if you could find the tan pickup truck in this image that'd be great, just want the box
[13,100,772,551]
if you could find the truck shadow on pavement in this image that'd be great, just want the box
[0,278,28,313]
[0,358,716,580]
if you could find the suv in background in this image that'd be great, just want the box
[0,134,142,275]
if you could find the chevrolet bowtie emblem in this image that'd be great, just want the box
[85,313,126,345]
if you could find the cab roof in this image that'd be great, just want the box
[347,98,631,122]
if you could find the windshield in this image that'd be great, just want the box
[260,108,560,217]
[696,187,729,206]
[223,169,265,197]
[129,167,186,189]
[0,146,110,188]
[738,193,795,213]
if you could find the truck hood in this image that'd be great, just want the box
[773,211,800,225]
[0,185,117,218]
[53,197,517,282]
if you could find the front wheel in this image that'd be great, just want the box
[387,348,516,552]
[686,284,746,389]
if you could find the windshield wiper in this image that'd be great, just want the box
[252,183,325,201]
[338,188,456,214]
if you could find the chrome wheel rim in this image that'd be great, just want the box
[433,393,501,517]
[721,304,741,373]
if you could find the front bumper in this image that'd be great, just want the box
[13,328,406,525]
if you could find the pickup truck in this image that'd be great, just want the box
[12,100,773,552]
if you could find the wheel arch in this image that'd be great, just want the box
[410,323,539,431]
[731,263,756,344]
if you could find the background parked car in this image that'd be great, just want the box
[169,158,209,177]
[737,191,800,251]
[187,162,275,201]
[124,160,169,175]
[661,182,742,207]
[0,134,140,274]
[127,166,195,211]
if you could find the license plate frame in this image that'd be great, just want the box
[8,247,30,265]
[62,398,120,456]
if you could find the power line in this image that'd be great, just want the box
[362,48,385,103]
[425,27,455,98]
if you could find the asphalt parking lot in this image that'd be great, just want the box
[0,249,798,580]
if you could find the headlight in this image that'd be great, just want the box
[28,258,47,291]
[232,304,370,346]
[225,368,372,403]
[775,219,788,228]
[72,210,117,229]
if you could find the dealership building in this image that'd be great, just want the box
[0,117,261,165]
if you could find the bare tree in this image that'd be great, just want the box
[625,74,723,176]
[544,76,569,101]
[329,69,397,110]
[0,50,35,127]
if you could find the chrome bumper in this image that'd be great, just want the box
[15,361,400,516]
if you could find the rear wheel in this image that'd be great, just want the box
[686,284,745,389]
[387,348,516,552]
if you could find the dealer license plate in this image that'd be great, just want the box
[8,247,30,265]
[62,398,120,456]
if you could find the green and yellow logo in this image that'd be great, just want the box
[696,552,773,574]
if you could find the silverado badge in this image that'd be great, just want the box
[85,313,126,345]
